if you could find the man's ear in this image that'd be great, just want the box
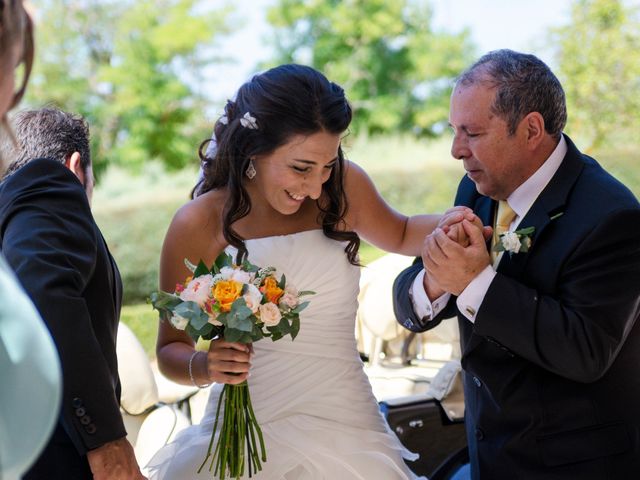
[64,152,85,185]
[522,112,545,150]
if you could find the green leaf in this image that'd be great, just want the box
[514,226,535,236]
[224,328,253,343]
[249,323,266,342]
[223,299,255,333]
[193,259,211,277]
[297,290,315,297]
[184,258,197,273]
[184,323,201,343]
[291,301,310,314]
[290,316,300,340]
[149,290,181,310]
[230,298,253,321]
[184,320,219,343]
[241,258,260,273]
[214,251,234,270]
[278,273,286,290]
[173,301,209,330]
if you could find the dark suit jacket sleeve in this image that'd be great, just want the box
[0,160,126,453]
[475,206,640,383]
[393,257,458,332]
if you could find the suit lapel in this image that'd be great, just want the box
[497,136,585,277]
[464,135,586,356]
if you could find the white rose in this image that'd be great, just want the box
[243,284,262,313]
[259,302,282,327]
[220,266,253,284]
[170,314,189,330]
[285,284,298,296]
[218,267,234,280]
[501,232,522,253]
[179,274,214,307]
[279,292,298,309]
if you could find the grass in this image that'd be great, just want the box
[120,303,159,358]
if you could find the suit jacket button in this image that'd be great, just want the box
[75,407,86,417]
[86,423,97,434]
[80,415,92,425]
[473,376,482,387]
[72,397,83,408]
[475,428,485,441]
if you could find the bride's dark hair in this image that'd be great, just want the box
[194,64,359,265]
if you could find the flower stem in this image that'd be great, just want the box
[198,381,266,479]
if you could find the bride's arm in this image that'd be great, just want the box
[343,161,472,256]
[156,195,251,387]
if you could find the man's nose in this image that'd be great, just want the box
[451,134,469,160]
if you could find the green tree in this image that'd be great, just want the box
[553,0,640,151]
[266,0,475,136]
[27,0,232,173]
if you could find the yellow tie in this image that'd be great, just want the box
[492,200,517,265]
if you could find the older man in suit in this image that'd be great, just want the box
[0,108,145,479]
[393,50,640,478]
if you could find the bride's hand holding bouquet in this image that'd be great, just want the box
[150,252,312,479]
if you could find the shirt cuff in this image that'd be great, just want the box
[456,265,496,323]
[409,269,451,321]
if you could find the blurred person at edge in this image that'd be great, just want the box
[0,2,62,479]
[0,107,146,478]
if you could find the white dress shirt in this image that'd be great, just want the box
[409,135,568,322]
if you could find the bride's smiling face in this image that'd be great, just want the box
[249,130,342,215]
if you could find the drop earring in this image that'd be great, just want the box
[245,160,257,179]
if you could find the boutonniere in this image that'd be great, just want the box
[493,226,535,256]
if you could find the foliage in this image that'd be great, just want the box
[26,0,232,174]
[265,0,475,137]
[552,0,640,151]
[92,163,197,303]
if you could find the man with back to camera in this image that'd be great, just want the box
[393,49,640,478]
[0,107,145,479]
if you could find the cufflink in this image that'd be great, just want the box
[465,306,476,317]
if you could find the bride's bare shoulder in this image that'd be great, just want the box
[165,189,227,253]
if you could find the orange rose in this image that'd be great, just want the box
[213,280,243,312]
[260,276,284,304]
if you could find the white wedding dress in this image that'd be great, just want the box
[147,230,425,479]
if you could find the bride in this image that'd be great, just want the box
[147,64,471,479]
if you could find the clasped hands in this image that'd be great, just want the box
[422,207,493,298]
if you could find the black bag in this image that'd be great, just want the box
[380,395,468,477]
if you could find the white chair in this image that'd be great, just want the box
[116,322,193,471]
[357,253,461,366]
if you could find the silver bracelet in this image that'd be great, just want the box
[188,351,211,389]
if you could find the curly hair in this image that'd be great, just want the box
[194,64,359,265]
[0,0,34,172]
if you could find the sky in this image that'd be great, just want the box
[208,0,574,105]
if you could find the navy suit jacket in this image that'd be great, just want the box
[0,159,126,476]
[393,136,640,479]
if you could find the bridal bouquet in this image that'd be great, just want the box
[150,253,312,479]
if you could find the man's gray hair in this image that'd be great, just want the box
[456,49,567,138]
[1,107,91,179]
